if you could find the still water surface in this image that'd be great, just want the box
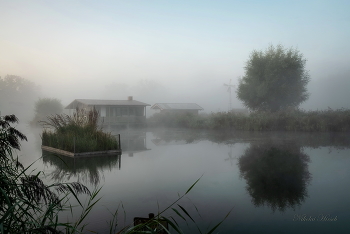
[18,125,350,234]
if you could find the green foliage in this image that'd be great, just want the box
[41,108,119,153]
[148,112,209,129]
[147,108,350,132]
[32,98,64,124]
[117,176,231,234]
[0,114,93,234]
[237,44,310,112]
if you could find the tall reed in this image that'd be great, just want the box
[41,108,119,152]
[0,114,94,234]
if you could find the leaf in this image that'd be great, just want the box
[206,208,233,234]
[177,205,195,223]
[171,208,186,221]
[161,216,184,234]
[185,175,203,194]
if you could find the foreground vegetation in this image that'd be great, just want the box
[41,108,119,153]
[0,114,96,233]
[148,108,350,132]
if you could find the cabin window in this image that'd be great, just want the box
[136,107,144,116]
[122,107,128,116]
[100,107,106,117]
[129,107,135,116]
[110,107,117,117]
[116,108,121,116]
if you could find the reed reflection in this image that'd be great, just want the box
[238,142,311,212]
[42,152,121,186]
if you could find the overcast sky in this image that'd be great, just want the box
[0,0,349,112]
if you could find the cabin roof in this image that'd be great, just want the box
[65,99,151,109]
[151,103,203,111]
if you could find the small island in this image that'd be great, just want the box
[41,108,121,157]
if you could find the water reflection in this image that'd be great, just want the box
[42,152,121,186]
[238,142,311,212]
[224,144,237,166]
[151,129,350,148]
[151,129,201,145]
[116,130,150,156]
[41,130,150,186]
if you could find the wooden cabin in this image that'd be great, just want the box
[151,103,203,115]
[65,97,150,127]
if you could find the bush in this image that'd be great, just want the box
[31,98,64,125]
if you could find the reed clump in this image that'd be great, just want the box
[1,114,95,233]
[41,108,119,153]
[147,108,350,132]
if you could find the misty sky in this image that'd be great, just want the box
[1,0,349,112]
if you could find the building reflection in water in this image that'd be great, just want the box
[42,131,150,186]
[117,130,150,156]
[237,142,312,212]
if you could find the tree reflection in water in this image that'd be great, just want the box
[42,151,121,186]
[238,142,311,212]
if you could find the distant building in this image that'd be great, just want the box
[151,103,203,115]
[65,96,150,127]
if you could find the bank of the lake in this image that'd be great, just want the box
[147,108,350,132]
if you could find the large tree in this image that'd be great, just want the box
[0,75,40,119]
[237,45,310,112]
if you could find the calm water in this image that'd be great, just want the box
[17,125,350,234]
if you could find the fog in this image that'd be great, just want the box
[1,0,349,120]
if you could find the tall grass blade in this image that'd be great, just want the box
[185,175,202,194]
[160,216,184,234]
[206,208,233,234]
[177,205,195,223]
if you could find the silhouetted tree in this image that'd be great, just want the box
[237,45,310,112]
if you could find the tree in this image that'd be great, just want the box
[36,98,63,116]
[31,98,64,125]
[0,75,40,119]
[236,45,310,112]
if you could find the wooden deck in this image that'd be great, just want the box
[41,145,122,158]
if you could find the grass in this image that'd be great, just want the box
[40,108,119,153]
[147,108,350,132]
[0,114,93,234]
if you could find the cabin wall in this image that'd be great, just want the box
[97,105,146,126]
[67,104,147,127]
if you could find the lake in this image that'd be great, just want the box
[17,125,350,234]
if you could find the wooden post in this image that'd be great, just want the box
[118,134,121,150]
